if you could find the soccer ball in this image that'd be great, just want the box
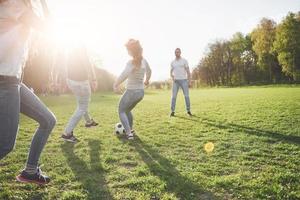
[115,123,125,134]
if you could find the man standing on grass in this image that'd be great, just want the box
[170,48,192,117]
[0,0,56,185]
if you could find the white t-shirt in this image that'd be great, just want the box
[170,57,189,80]
[0,0,39,78]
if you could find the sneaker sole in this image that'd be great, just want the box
[61,138,78,143]
[16,175,49,185]
[85,125,98,128]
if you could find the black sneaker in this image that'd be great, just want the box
[170,112,175,117]
[16,167,50,185]
[61,132,78,143]
[85,119,98,128]
[187,111,193,116]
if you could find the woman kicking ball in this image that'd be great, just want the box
[113,39,151,139]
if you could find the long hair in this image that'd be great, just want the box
[125,39,143,72]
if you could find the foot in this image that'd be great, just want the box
[127,132,134,140]
[16,167,50,185]
[170,112,175,117]
[85,119,98,128]
[187,111,192,116]
[61,132,78,143]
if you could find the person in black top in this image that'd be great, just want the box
[61,45,98,143]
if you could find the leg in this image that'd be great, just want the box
[83,112,92,123]
[180,80,191,112]
[119,90,144,134]
[126,91,144,130]
[0,82,20,159]
[171,80,179,112]
[64,95,89,134]
[118,91,132,134]
[126,111,133,130]
[126,90,144,130]
[83,82,92,123]
[20,83,56,168]
[64,80,90,134]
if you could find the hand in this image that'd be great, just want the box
[144,80,149,86]
[188,80,192,88]
[49,82,58,92]
[91,80,98,92]
[113,84,122,94]
[171,75,175,81]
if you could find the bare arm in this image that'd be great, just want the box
[184,59,191,81]
[170,63,174,80]
[114,62,132,90]
[144,60,152,86]
[185,66,191,81]
[18,0,50,31]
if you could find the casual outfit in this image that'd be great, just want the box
[117,59,151,139]
[0,0,55,184]
[170,57,191,114]
[62,48,97,142]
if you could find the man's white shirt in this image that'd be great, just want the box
[171,57,189,80]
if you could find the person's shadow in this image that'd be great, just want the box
[118,135,217,200]
[61,139,112,200]
[175,115,300,145]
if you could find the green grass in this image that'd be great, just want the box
[0,86,300,200]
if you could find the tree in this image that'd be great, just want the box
[273,12,300,81]
[229,32,247,85]
[251,18,278,82]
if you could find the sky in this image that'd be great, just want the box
[48,0,300,81]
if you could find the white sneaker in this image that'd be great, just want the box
[127,132,134,140]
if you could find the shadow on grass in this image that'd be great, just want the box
[61,140,112,200]
[118,135,217,200]
[175,115,300,145]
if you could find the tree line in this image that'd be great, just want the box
[192,12,300,86]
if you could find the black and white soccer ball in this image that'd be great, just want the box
[115,123,125,134]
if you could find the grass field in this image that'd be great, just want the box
[0,86,300,200]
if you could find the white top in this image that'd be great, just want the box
[117,59,151,90]
[170,57,189,80]
[0,0,41,78]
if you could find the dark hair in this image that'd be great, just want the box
[175,48,181,53]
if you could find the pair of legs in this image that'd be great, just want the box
[0,80,56,183]
[118,89,144,137]
[64,79,95,136]
[171,79,191,114]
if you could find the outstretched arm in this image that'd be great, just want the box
[113,62,132,92]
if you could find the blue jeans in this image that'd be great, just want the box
[119,89,144,134]
[171,79,191,112]
[65,79,92,134]
[0,80,56,167]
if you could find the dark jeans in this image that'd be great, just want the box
[0,80,56,167]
